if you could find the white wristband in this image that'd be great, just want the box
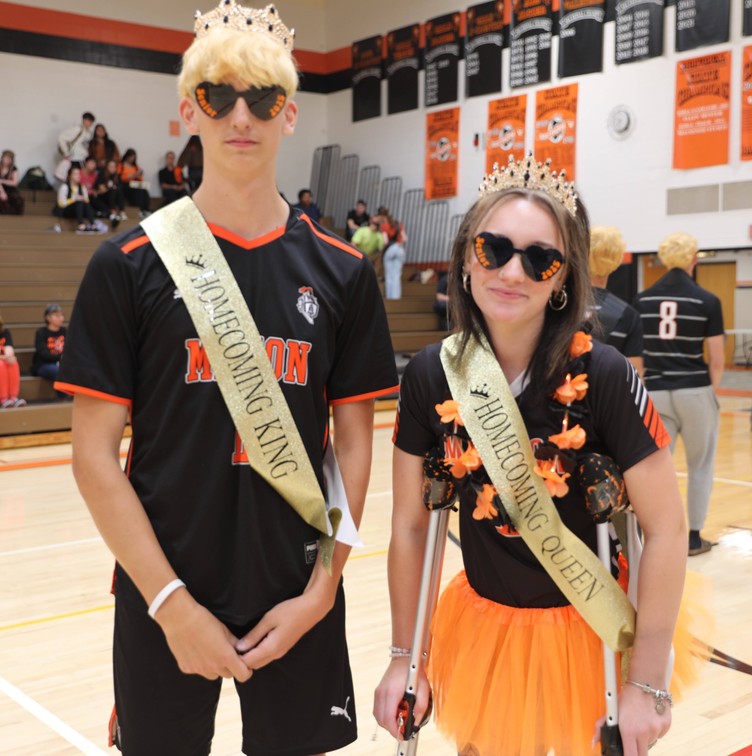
[147,579,186,619]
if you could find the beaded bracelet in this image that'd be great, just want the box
[388,645,412,658]
[625,679,673,714]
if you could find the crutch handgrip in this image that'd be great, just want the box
[600,723,624,755]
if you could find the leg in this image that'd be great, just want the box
[0,361,9,402]
[234,583,357,756]
[113,597,222,756]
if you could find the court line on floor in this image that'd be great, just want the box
[0,674,108,755]
[676,472,752,488]
[0,536,102,558]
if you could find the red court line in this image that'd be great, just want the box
[728,746,752,756]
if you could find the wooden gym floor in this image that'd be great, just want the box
[0,394,751,755]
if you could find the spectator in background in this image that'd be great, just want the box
[633,232,725,556]
[96,159,126,226]
[352,215,384,268]
[379,206,407,299]
[293,188,321,222]
[0,313,25,408]
[119,148,152,219]
[588,226,644,377]
[159,150,190,205]
[57,111,96,170]
[31,304,66,397]
[433,270,450,331]
[79,157,101,206]
[88,123,121,169]
[345,199,368,241]
[56,165,96,232]
[177,134,203,192]
[0,149,24,215]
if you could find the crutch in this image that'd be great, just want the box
[395,462,455,756]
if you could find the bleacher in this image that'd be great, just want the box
[1,152,454,444]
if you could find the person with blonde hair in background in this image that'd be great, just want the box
[588,225,644,377]
[633,232,724,556]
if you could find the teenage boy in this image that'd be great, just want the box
[56,3,398,754]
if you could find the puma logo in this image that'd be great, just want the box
[330,696,351,722]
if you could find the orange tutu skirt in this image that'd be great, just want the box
[426,570,712,756]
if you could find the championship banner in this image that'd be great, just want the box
[425,12,462,108]
[386,24,421,115]
[466,1,506,98]
[675,0,730,53]
[673,52,730,169]
[486,95,527,174]
[510,0,553,89]
[615,0,663,65]
[745,0,752,37]
[351,35,382,123]
[425,108,460,200]
[558,0,605,78]
[742,47,752,160]
[534,84,578,180]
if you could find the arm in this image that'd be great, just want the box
[373,447,432,739]
[617,447,687,753]
[57,184,75,209]
[706,334,724,390]
[237,399,376,668]
[0,168,19,187]
[71,394,251,682]
[1,344,16,363]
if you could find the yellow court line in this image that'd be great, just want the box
[0,604,114,633]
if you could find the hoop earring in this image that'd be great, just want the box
[548,285,568,311]
[462,272,470,293]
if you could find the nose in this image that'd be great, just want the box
[497,251,527,282]
[228,95,255,127]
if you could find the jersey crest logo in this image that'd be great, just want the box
[296,286,319,325]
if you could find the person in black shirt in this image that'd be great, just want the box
[158,150,190,206]
[588,225,644,377]
[634,232,724,556]
[345,198,368,241]
[31,303,66,398]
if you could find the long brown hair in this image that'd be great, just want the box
[447,188,592,397]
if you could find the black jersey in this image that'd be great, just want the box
[589,287,643,358]
[633,268,724,390]
[32,326,66,370]
[0,328,13,355]
[393,340,667,609]
[57,207,399,624]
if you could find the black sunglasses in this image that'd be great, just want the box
[474,232,564,282]
[194,82,287,121]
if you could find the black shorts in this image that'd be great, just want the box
[112,584,357,756]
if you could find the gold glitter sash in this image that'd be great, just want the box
[440,333,635,652]
[142,198,339,571]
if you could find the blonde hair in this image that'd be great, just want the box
[589,226,626,278]
[178,29,298,100]
[657,232,697,270]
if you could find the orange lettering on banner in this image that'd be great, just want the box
[673,51,730,170]
[425,107,460,200]
[742,47,752,161]
[533,84,578,180]
[486,95,527,174]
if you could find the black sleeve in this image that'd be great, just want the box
[34,328,60,364]
[615,307,643,358]
[705,293,724,337]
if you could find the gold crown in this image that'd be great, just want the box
[194,1,295,51]
[479,153,578,217]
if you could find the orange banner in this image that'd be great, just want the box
[742,47,752,161]
[534,84,578,180]
[425,107,460,200]
[486,95,527,174]
[673,52,730,169]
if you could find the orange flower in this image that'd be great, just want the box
[473,484,499,521]
[435,400,464,426]
[445,444,482,478]
[569,331,593,358]
[553,373,589,404]
[534,462,570,498]
[548,424,586,450]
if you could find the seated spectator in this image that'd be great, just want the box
[119,149,152,218]
[31,304,67,398]
[345,198,368,241]
[433,270,450,331]
[96,159,127,227]
[378,206,407,299]
[79,157,100,206]
[0,313,25,408]
[56,165,96,232]
[178,134,203,192]
[159,150,190,206]
[352,215,385,273]
[293,188,321,222]
[88,123,120,170]
[0,150,24,215]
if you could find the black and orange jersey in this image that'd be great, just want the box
[393,340,668,609]
[32,326,66,370]
[57,206,398,624]
[0,328,13,355]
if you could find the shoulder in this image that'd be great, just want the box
[290,211,365,266]
[402,342,444,387]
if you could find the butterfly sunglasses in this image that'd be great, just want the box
[194,81,287,121]
[473,232,564,282]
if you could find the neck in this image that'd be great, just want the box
[591,274,608,288]
[484,315,543,384]
[191,167,288,240]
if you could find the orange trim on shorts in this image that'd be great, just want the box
[299,214,363,259]
[121,235,150,254]
[54,382,133,408]
[329,385,400,406]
